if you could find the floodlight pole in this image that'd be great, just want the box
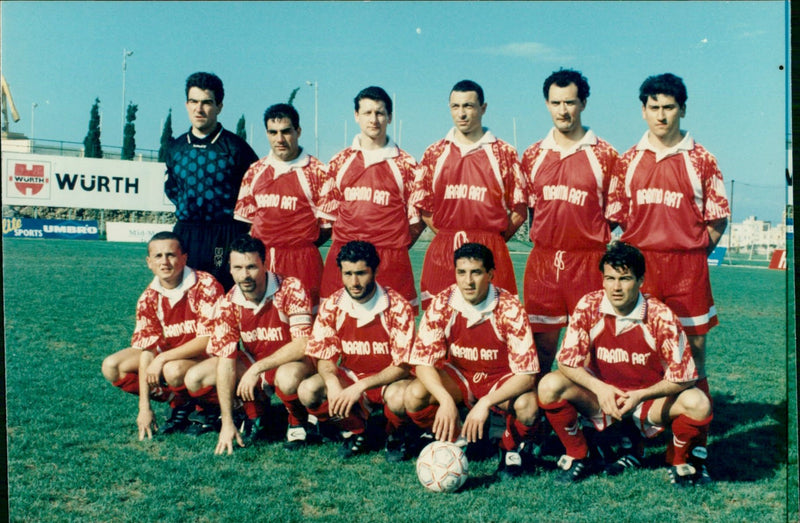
[31,102,38,140]
[306,80,318,158]
[121,48,133,145]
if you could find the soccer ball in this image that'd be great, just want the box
[415,440,469,493]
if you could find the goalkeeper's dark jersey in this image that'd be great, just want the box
[165,124,258,222]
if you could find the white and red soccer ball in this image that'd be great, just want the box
[415,441,469,493]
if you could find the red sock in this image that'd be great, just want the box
[308,401,331,424]
[168,385,191,409]
[243,400,265,420]
[275,389,308,427]
[407,404,438,432]
[670,414,712,465]
[384,405,407,433]
[113,373,139,395]
[500,414,540,451]
[188,385,219,406]
[539,399,588,459]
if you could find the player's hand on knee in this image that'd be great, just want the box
[236,372,258,402]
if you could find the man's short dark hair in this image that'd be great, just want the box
[264,103,300,130]
[543,69,590,103]
[148,231,185,253]
[639,73,687,108]
[229,235,266,263]
[453,242,495,271]
[185,72,225,104]
[599,241,646,279]
[336,241,380,272]
[451,80,484,105]
[354,86,393,116]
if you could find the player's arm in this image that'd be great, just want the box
[316,358,346,418]
[558,363,627,421]
[144,336,209,386]
[408,221,426,248]
[461,373,536,443]
[706,217,728,255]
[314,227,332,247]
[331,363,411,418]
[503,204,527,241]
[136,350,156,440]
[237,337,309,401]
[617,378,695,418]
[420,211,438,235]
[415,364,460,443]
[215,356,244,455]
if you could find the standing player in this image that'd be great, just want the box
[185,235,316,455]
[101,231,223,439]
[606,73,729,395]
[234,103,331,309]
[165,71,259,291]
[537,242,712,486]
[318,86,423,309]
[412,80,526,309]
[521,69,618,373]
[404,243,540,480]
[298,241,416,460]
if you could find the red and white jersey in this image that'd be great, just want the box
[207,273,312,360]
[319,137,419,248]
[131,268,223,353]
[306,285,415,376]
[234,151,332,246]
[558,289,697,391]
[409,284,539,376]
[411,129,526,234]
[521,129,617,249]
[606,132,730,251]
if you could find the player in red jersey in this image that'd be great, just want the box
[537,242,712,486]
[298,241,416,461]
[101,231,224,439]
[412,80,527,310]
[183,235,315,455]
[606,73,729,396]
[318,86,423,309]
[521,69,619,373]
[404,243,540,480]
[234,103,332,310]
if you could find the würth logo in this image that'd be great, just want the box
[11,163,49,196]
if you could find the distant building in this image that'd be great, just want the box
[722,214,788,255]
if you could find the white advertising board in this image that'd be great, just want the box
[2,152,176,212]
[106,222,175,243]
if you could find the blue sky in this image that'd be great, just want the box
[2,1,789,223]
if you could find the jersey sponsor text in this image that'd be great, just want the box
[635,188,684,209]
[341,340,389,356]
[597,346,651,366]
[541,184,588,206]
[162,319,196,338]
[449,343,499,361]
[342,186,391,206]
[443,184,488,202]
[240,326,285,343]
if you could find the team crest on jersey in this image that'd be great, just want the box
[7,161,51,198]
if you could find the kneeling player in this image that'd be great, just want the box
[186,235,316,455]
[537,241,712,486]
[298,241,416,460]
[101,231,223,439]
[404,243,540,480]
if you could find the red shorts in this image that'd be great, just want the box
[442,362,518,410]
[320,241,418,308]
[586,398,664,439]
[524,247,605,331]
[261,242,323,309]
[640,249,718,335]
[420,230,517,309]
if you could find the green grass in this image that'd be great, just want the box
[3,238,796,522]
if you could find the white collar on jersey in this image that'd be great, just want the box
[540,127,597,158]
[150,267,196,306]
[351,135,400,167]
[265,149,311,177]
[230,271,279,312]
[340,284,389,327]
[599,292,647,335]
[450,283,499,327]
[445,127,496,155]
[636,130,694,162]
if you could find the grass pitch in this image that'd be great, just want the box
[2,238,796,522]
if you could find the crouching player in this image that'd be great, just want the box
[101,231,223,439]
[298,241,416,460]
[186,235,316,455]
[537,241,712,486]
[404,243,540,480]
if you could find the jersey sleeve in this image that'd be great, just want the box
[497,292,539,374]
[206,295,241,359]
[605,148,635,228]
[275,276,314,339]
[410,140,446,214]
[396,151,421,225]
[234,159,266,223]
[318,151,348,221]
[557,292,601,368]
[495,141,526,210]
[595,139,619,215]
[649,300,698,383]
[305,292,342,361]
[130,289,166,352]
[385,289,416,366]
[193,272,225,337]
[692,147,730,223]
[408,290,451,367]
[307,157,335,224]
[520,143,543,209]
